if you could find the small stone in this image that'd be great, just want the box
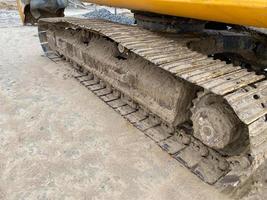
[219,160,229,171]
[200,147,209,157]
[83,8,135,25]
[181,135,191,145]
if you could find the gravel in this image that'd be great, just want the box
[0,9,21,28]
[83,8,135,25]
[68,0,87,9]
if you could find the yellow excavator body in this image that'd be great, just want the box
[16,0,267,28]
[83,0,267,28]
[16,0,26,24]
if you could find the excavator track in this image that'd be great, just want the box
[38,17,267,195]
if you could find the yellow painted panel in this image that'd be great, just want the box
[16,0,26,24]
[83,0,267,28]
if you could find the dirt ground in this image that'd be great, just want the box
[0,0,16,10]
[0,4,266,200]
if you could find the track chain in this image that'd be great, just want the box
[38,17,267,195]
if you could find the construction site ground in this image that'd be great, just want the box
[0,1,266,200]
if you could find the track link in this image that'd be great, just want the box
[38,17,267,195]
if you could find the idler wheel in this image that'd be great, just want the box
[191,93,244,151]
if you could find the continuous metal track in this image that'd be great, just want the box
[38,17,267,195]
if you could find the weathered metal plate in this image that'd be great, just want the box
[124,110,147,124]
[174,146,203,168]
[94,88,112,96]
[101,93,120,102]
[87,84,105,91]
[107,99,127,109]
[145,126,172,142]
[76,75,93,83]
[159,136,185,154]
[193,158,227,185]
[116,105,137,116]
[135,118,161,131]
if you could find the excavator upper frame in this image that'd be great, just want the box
[82,0,267,28]
[17,0,267,28]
